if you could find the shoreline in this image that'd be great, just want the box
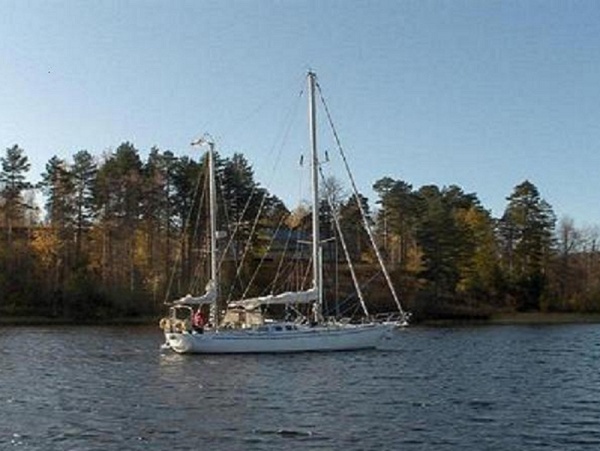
[419,311,600,327]
[0,316,159,327]
[489,311,600,325]
[2,312,600,327]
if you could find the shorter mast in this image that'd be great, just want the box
[208,142,219,326]
[192,135,220,326]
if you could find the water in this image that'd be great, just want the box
[1,324,599,450]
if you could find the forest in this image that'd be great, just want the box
[1,142,600,323]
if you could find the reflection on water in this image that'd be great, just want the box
[1,324,599,450]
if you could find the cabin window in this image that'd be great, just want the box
[285,325,293,331]
[274,326,283,332]
[173,307,192,320]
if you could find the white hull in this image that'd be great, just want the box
[164,323,392,354]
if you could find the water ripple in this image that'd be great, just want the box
[1,324,600,450]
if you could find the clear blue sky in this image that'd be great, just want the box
[2,0,600,226]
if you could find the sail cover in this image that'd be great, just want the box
[228,287,317,311]
[172,281,216,306]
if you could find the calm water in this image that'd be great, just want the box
[1,324,599,450]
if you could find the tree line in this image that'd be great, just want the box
[371,177,600,318]
[1,142,599,322]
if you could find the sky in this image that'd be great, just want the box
[1,0,600,227]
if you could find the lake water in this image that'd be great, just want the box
[1,324,599,450]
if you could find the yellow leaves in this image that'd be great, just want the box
[286,203,310,229]
[405,245,425,273]
[31,227,62,268]
[134,229,149,266]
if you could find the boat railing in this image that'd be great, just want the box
[374,312,410,326]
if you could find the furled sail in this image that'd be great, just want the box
[172,281,216,306]
[228,287,318,311]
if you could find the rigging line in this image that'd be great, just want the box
[188,160,209,294]
[338,301,362,320]
[216,162,261,276]
[230,78,305,218]
[281,255,304,293]
[280,259,299,293]
[316,81,406,317]
[163,151,207,303]
[356,270,386,300]
[271,220,295,294]
[189,173,208,295]
[212,76,304,207]
[213,153,260,285]
[299,218,314,292]
[319,166,370,317]
[264,84,305,176]
[346,270,389,312]
[287,216,305,291]
[302,252,313,292]
[214,163,240,274]
[226,189,269,302]
[218,78,301,299]
[336,272,384,318]
[267,258,288,294]
[241,211,290,299]
[233,80,304,228]
[219,73,305,146]
[325,284,361,319]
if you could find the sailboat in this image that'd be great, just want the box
[159,72,406,354]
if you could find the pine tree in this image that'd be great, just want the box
[500,180,556,310]
[94,142,144,292]
[373,177,418,267]
[0,145,33,251]
[37,155,76,300]
[71,150,97,261]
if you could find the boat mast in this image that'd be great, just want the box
[308,71,323,322]
[208,142,219,326]
[192,135,219,326]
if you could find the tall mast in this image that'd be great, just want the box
[308,71,323,322]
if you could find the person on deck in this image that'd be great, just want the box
[192,309,205,333]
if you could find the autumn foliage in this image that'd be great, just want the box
[1,144,599,322]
